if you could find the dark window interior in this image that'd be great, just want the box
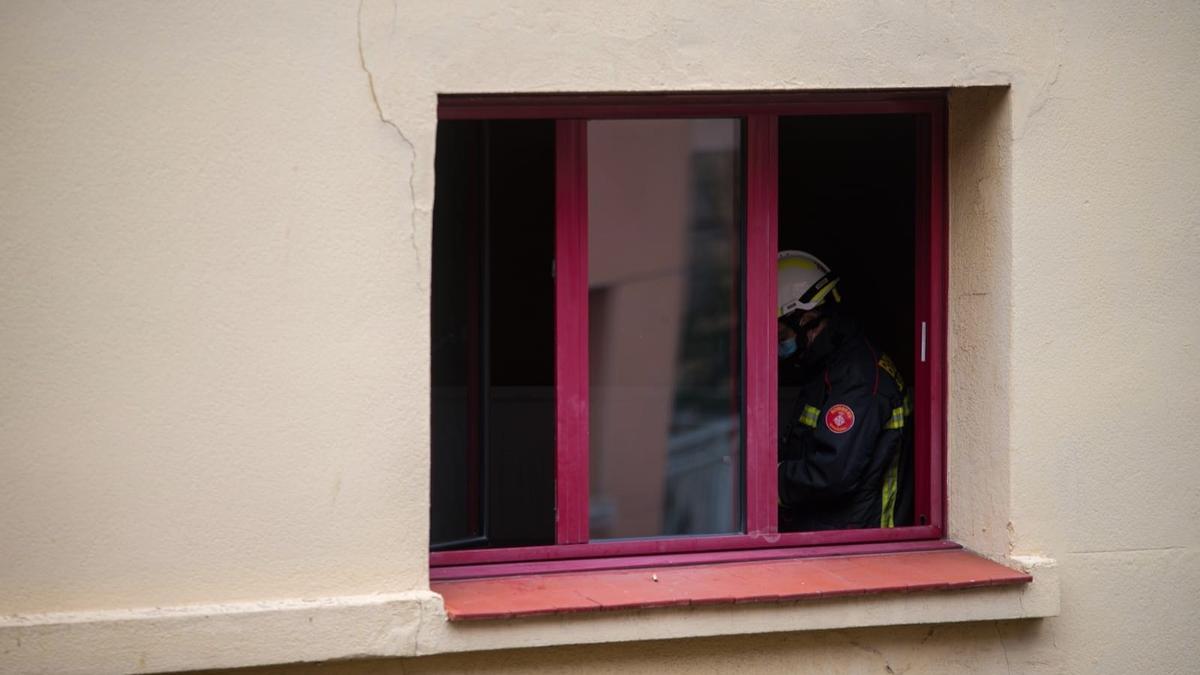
[778,114,918,529]
[778,114,917,388]
[430,120,556,550]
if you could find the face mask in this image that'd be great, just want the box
[778,336,798,360]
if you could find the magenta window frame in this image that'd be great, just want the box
[431,91,949,578]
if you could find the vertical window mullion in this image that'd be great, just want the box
[555,119,590,544]
[913,102,948,534]
[928,103,948,534]
[744,114,779,537]
[913,113,932,530]
[921,102,950,533]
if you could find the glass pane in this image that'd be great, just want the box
[587,118,743,539]
[430,120,556,550]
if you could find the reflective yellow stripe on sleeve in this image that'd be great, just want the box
[880,453,899,528]
[883,391,913,430]
[799,405,820,428]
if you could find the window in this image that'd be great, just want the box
[431,93,946,577]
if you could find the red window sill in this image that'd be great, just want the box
[432,548,1031,621]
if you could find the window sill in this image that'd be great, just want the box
[0,553,1057,673]
[432,548,1031,621]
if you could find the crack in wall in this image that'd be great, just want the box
[994,621,1013,674]
[849,640,903,673]
[413,598,440,657]
[357,0,425,293]
[1069,546,1185,555]
[1016,2,1068,141]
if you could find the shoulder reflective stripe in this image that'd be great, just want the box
[799,405,821,428]
[884,406,905,430]
[880,453,900,528]
[876,354,904,390]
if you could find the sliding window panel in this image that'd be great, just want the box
[430,119,557,550]
[587,119,744,540]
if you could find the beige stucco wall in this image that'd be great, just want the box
[225,624,1059,675]
[1,1,1197,673]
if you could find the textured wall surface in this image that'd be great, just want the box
[0,0,426,611]
[214,623,1053,675]
[2,0,1198,673]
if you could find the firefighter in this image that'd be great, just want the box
[777,250,913,531]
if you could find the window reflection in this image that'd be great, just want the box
[587,119,743,539]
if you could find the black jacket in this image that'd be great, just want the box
[778,314,913,531]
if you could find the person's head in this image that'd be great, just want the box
[777,250,841,359]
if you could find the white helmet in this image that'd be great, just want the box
[778,250,840,317]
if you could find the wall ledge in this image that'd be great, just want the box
[1,558,1058,674]
[0,591,444,675]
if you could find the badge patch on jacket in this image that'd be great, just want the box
[825,404,855,433]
